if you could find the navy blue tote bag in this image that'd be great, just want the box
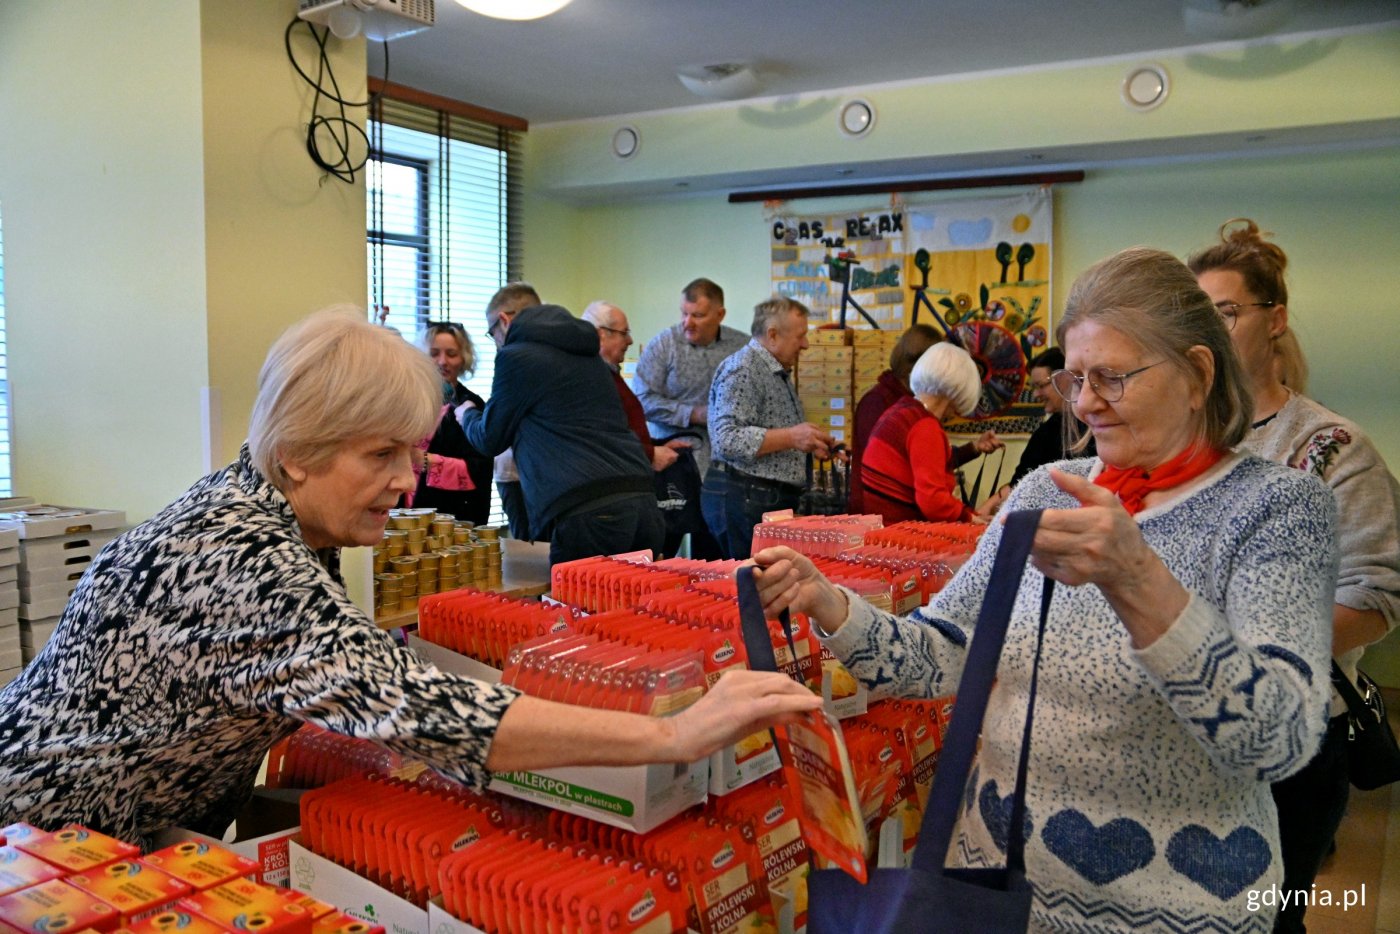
[800,509,1052,934]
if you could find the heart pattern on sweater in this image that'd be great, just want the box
[978,780,1033,854]
[1041,810,1156,885]
[1165,824,1272,900]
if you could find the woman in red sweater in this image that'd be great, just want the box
[861,342,998,523]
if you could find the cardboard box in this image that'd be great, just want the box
[287,840,426,934]
[66,862,193,925]
[178,880,311,934]
[141,842,260,892]
[0,845,67,897]
[149,810,299,892]
[0,507,125,540]
[124,908,229,934]
[410,636,710,833]
[792,376,850,397]
[805,328,851,347]
[0,879,122,932]
[20,595,74,622]
[708,736,782,797]
[14,827,139,874]
[800,346,852,363]
[799,396,851,415]
[18,531,120,572]
[0,668,21,689]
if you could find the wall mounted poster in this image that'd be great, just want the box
[768,190,1054,436]
[909,190,1053,436]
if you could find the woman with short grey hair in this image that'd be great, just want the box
[861,341,1001,523]
[0,307,821,843]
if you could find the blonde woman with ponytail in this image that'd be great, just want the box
[1191,219,1400,934]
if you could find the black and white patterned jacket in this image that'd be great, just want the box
[0,446,520,841]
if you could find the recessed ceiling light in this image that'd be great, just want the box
[611,126,640,159]
[838,99,876,138]
[1121,64,1170,112]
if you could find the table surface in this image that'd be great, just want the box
[375,537,551,629]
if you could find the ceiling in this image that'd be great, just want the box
[377,0,1400,125]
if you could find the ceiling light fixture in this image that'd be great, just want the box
[611,126,640,159]
[838,99,876,137]
[1121,64,1170,111]
[452,0,573,21]
[676,63,761,101]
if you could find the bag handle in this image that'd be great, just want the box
[736,565,799,676]
[1331,660,1374,723]
[913,509,1051,875]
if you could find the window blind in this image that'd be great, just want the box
[0,205,11,497]
[367,82,525,526]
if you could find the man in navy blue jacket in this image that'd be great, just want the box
[461,304,664,566]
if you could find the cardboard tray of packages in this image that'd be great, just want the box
[20,579,79,605]
[409,635,710,833]
[0,667,20,688]
[0,526,18,551]
[0,587,17,612]
[0,505,125,540]
[0,549,17,570]
[0,605,15,628]
[18,529,121,571]
[19,617,59,650]
[288,838,428,934]
[18,564,91,593]
[0,564,17,582]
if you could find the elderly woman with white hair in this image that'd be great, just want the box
[753,248,1340,931]
[0,308,821,844]
[859,341,1001,523]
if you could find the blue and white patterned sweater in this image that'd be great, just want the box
[823,453,1338,933]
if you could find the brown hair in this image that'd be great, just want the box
[1057,247,1252,453]
[419,320,476,377]
[1186,218,1289,307]
[682,278,724,307]
[889,324,942,385]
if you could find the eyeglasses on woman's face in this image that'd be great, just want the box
[1050,360,1165,403]
[1214,300,1275,331]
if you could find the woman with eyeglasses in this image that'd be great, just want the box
[752,247,1339,931]
[1190,219,1400,934]
[413,321,492,525]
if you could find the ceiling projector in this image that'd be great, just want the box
[297,0,435,41]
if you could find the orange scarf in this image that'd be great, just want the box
[1094,445,1225,515]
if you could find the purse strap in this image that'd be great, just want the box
[1331,660,1371,722]
[913,509,1051,875]
[736,565,798,675]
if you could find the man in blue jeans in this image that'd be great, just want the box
[703,297,836,558]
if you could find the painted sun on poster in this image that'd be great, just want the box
[907,190,1053,436]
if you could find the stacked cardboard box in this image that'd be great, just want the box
[796,328,854,445]
[852,327,903,406]
[0,505,126,663]
[0,524,20,686]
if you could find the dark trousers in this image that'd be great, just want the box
[700,466,801,560]
[1271,713,1351,933]
[497,481,531,541]
[547,493,666,568]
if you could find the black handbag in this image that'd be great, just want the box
[805,509,1052,934]
[1332,661,1400,791]
[797,445,850,516]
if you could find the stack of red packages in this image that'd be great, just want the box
[418,588,576,669]
[500,631,706,715]
[706,775,811,931]
[436,827,689,934]
[862,519,983,553]
[749,514,883,559]
[299,774,512,907]
[649,557,745,580]
[549,557,691,613]
[264,724,410,790]
[832,543,962,604]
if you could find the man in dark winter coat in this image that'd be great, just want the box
[461,303,664,566]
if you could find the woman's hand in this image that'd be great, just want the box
[662,669,822,762]
[750,546,849,634]
[973,430,1005,454]
[1029,468,1188,647]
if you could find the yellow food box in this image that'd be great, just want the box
[801,345,853,363]
[121,909,228,934]
[278,893,336,921]
[139,843,258,892]
[15,827,140,875]
[66,862,192,925]
[848,328,888,347]
[0,878,121,933]
[178,880,311,934]
[793,376,851,397]
[0,846,68,897]
[806,328,851,347]
[0,826,42,849]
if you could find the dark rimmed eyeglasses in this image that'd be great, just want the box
[1050,361,1165,403]
[485,309,517,339]
[425,320,466,336]
[597,325,632,338]
[1214,300,1275,331]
